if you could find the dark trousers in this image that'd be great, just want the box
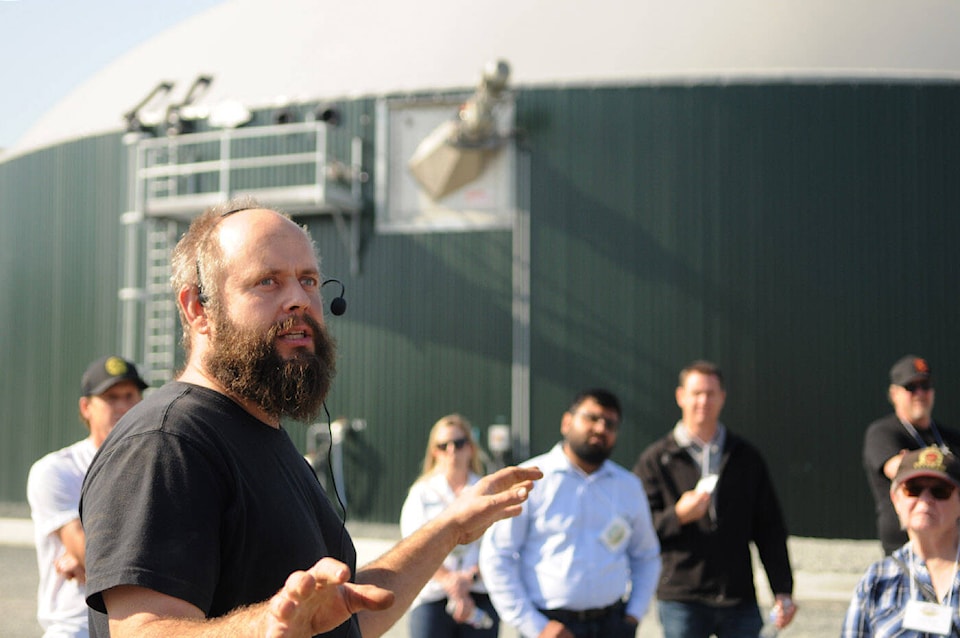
[407,593,499,638]
[657,599,763,638]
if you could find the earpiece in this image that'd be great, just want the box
[196,263,208,306]
[322,279,347,316]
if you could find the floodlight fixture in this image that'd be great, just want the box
[123,81,175,133]
[182,75,213,104]
[407,59,513,200]
[313,104,340,126]
[208,99,253,129]
[162,74,214,136]
[273,106,296,124]
[455,59,510,147]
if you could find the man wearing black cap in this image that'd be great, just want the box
[26,355,147,638]
[862,355,960,554]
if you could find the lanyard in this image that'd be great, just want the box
[901,419,947,452]
[907,541,960,607]
[689,433,719,478]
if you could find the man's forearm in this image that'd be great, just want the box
[356,465,541,637]
[101,558,386,638]
[355,515,460,637]
[57,519,86,566]
[102,594,268,638]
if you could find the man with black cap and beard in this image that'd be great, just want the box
[79,197,541,638]
[480,389,661,638]
[863,354,960,555]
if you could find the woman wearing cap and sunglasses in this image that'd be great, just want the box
[400,414,499,638]
[843,446,960,637]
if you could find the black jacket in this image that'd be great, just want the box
[633,429,793,606]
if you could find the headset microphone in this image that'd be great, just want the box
[322,279,347,316]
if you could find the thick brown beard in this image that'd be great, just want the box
[205,312,337,422]
[568,438,613,466]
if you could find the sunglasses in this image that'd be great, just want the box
[575,411,621,430]
[903,381,933,393]
[436,437,469,452]
[901,480,956,500]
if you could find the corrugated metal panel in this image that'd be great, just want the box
[4,84,960,540]
[295,221,514,521]
[0,134,128,504]
[279,99,516,523]
[519,84,960,538]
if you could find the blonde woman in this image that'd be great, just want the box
[400,414,498,637]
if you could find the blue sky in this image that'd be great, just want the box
[0,0,223,149]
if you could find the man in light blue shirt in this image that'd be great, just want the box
[480,389,661,638]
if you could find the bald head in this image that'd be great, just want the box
[209,208,320,308]
[171,198,318,354]
[217,208,312,262]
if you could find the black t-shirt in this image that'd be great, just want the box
[862,413,960,554]
[80,382,359,638]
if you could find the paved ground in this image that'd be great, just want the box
[2,515,872,637]
[2,543,43,638]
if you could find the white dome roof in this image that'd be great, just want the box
[13,0,960,154]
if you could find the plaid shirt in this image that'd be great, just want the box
[842,544,960,637]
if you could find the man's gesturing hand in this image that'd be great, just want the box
[264,557,395,638]
[442,465,543,545]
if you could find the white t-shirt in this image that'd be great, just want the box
[26,437,96,638]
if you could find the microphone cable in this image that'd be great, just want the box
[320,400,360,635]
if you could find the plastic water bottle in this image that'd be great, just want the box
[759,608,779,637]
[446,599,494,629]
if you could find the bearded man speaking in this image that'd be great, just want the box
[79,198,541,638]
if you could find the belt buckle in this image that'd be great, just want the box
[545,604,614,624]
[577,606,605,621]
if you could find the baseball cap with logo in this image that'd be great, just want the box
[889,355,932,388]
[80,355,148,397]
[891,446,960,492]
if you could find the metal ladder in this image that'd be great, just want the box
[142,218,181,386]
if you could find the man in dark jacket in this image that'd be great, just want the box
[633,360,796,638]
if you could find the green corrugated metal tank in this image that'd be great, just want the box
[3,0,960,540]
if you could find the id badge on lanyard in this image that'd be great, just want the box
[902,599,953,635]
[902,542,960,637]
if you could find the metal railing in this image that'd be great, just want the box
[134,121,360,218]
[120,121,364,385]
